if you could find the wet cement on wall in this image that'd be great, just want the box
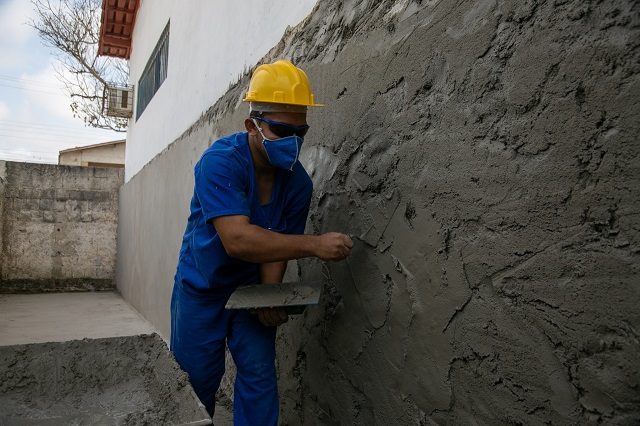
[117,0,639,424]
[229,0,640,423]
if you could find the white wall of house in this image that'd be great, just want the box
[58,141,125,167]
[125,0,318,181]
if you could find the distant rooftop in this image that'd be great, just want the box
[59,139,126,168]
[59,139,126,155]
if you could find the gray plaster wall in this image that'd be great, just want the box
[117,0,640,424]
[0,161,123,292]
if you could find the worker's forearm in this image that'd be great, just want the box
[226,224,318,263]
[260,261,287,284]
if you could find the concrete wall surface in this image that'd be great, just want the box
[125,0,317,181]
[1,161,123,292]
[0,162,5,268]
[117,0,640,424]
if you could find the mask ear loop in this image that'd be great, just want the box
[252,118,269,142]
[293,135,301,171]
[252,118,276,166]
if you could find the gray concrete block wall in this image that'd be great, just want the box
[0,162,123,292]
[0,162,5,276]
[117,0,639,424]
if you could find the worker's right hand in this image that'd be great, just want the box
[316,233,354,262]
[256,307,289,327]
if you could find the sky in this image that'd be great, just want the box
[0,0,122,164]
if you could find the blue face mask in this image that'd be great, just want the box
[253,119,304,171]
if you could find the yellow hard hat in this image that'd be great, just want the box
[243,60,324,110]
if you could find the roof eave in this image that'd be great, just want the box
[97,0,140,59]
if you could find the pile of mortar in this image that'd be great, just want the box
[0,333,211,425]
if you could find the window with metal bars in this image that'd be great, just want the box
[136,22,170,120]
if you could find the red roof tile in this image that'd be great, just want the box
[98,0,140,59]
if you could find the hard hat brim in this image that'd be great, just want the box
[248,101,324,114]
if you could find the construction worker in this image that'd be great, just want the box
[170,59,354,424]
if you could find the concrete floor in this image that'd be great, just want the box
[0,291,232,425]
[0,291,157,346]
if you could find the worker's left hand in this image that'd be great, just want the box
[257,307,289,327]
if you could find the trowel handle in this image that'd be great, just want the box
[247,305,307,316]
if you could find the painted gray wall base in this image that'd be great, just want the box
[117,0,640,424]
[1,162,123,293]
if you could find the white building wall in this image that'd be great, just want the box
[125,0,318,181]
[59,142,125,167]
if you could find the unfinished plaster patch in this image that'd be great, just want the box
[271,0,640,423]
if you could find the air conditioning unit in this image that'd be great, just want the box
[104,84,134,118]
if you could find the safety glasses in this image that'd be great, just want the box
[254,117,310,139]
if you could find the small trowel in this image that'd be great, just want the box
[225,281,322,315]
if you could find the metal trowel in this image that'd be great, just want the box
[225,281,322,315]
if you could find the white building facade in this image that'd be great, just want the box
[121,1,318,180]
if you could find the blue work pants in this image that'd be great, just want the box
[170,283,278,425]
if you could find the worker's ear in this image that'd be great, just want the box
[245,118,258,134]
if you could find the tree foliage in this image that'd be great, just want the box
[28,0,128,132]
